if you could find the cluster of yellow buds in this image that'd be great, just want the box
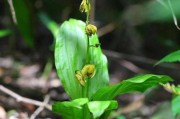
[160,83,180,95]
[79,0,97,36]
[75,64,96,86]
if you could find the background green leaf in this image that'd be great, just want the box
[38,12,59,37]
[145,0,180,22]
[52,98,89,119]
[92,74,172,100]
[172,95,180,116]
[87,100,118,119]
[13,0,34,48]
[116,115,126,119]
[55,19,109,99]
[156,50,180,65]
[0,29,11,38]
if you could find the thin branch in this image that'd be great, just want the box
[98,23,116,37]
[103,49,156,65]
[118,60,148,73]
[0,85,51,110]
[90,0,96,23]
[30,95,50,119]
[103,49,180,69]
[7,0,17,24]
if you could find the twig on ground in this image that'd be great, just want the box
[0,85,51,110]
[30,95,50,119]
[7,0,17,24]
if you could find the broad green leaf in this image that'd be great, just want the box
[55,19,109,99]
[87,100,118,119]
[172,95,180,116]
[156,50,180,65]
[0,29,11,38]
[52,98,117,119]
[52,98,89,119]
[13,0,34,48]
[92,74,172,100]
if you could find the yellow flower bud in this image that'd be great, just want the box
[85,24,97,36]
[79,0,90,13]
[75,64,96,86]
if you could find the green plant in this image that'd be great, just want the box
[52,0,172,118]
[155,50,180,118]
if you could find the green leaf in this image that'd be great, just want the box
[52,99,117,119]
[13,0,34,48]
[172,95,180,116]
[38,12,59,37]
[0,29,11,38]
[87,34,109,99]
[52,98,89,119]
[92,74,172,100]
[175,86,180,93]
[87,100,118,119]
[156,50,180,65]
[116,115,126,119]
[55,19,109,99]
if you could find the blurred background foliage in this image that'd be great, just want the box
[0,0,180,118]
[1,0,180,58]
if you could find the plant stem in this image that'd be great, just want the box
[86,35,90,64]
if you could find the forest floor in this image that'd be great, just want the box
[0,49,180,119]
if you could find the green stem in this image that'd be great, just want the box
[85,0,90,63]
[86,35,90,63]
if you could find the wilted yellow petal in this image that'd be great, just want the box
[81,64,96,79]
[75,70,86,86]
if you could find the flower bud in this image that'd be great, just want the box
[85,24,97,36]
[75,64,96,86]
[79,0,90,13]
